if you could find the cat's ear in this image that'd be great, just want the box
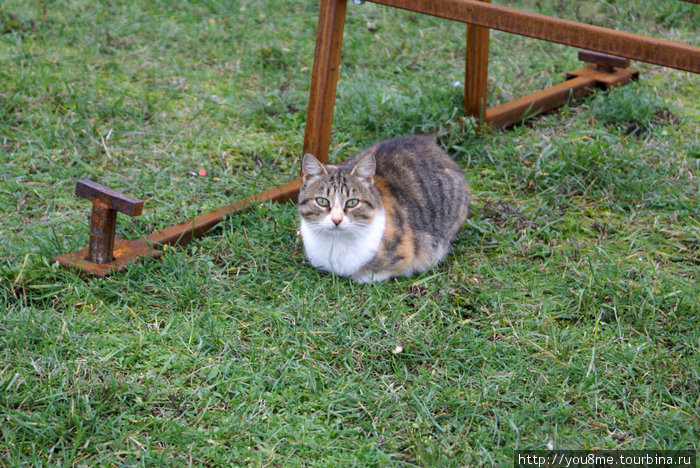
[302,153,327,182]
[350,153,376,185]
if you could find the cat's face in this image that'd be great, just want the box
[298,153,382,235]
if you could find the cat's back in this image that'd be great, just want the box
[352,136,470,239]
[371,135,462,174]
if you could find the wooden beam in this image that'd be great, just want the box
[368,0,700,73]
[464,0,491,119]
[146,178,301,247]
[302,0,348,163]
[55,178,301,277]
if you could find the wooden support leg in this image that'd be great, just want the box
[302,0,348,164]
[464,0,490,120]
[481,50,639,130]
[54,179,161,277]
[88,200,117,264]
[55,178,301,278]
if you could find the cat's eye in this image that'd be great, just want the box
[345,199,359,208]
[315,197,330,208]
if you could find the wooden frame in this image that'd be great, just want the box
[303,0,699,163]
[56,0,699,277]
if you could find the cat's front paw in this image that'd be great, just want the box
[353,271,391,283]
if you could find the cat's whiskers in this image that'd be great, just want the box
[308,218,366,236]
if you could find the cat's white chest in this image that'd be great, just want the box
[300,210,386,277]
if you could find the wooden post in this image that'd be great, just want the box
[302,0,348,164]
[87,199,118,264]
[464,0,490,120]
[74,179,143,264]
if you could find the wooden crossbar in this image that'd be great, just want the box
[369,0,700,73]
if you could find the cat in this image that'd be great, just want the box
[298,136,470,283]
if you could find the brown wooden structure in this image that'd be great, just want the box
[303,0,698,164]
[55,0,699,277]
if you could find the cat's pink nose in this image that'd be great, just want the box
[331,214,343,225]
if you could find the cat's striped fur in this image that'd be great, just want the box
[299,136,470,283]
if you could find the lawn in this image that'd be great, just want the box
[1,0,698,465]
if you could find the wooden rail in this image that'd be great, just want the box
[370,0,699,73]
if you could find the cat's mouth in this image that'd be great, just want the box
[323,222,356,235]
[305,219,361,236]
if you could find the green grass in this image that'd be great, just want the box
[1,0,698,465]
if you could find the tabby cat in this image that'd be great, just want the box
[298,136,470,283]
